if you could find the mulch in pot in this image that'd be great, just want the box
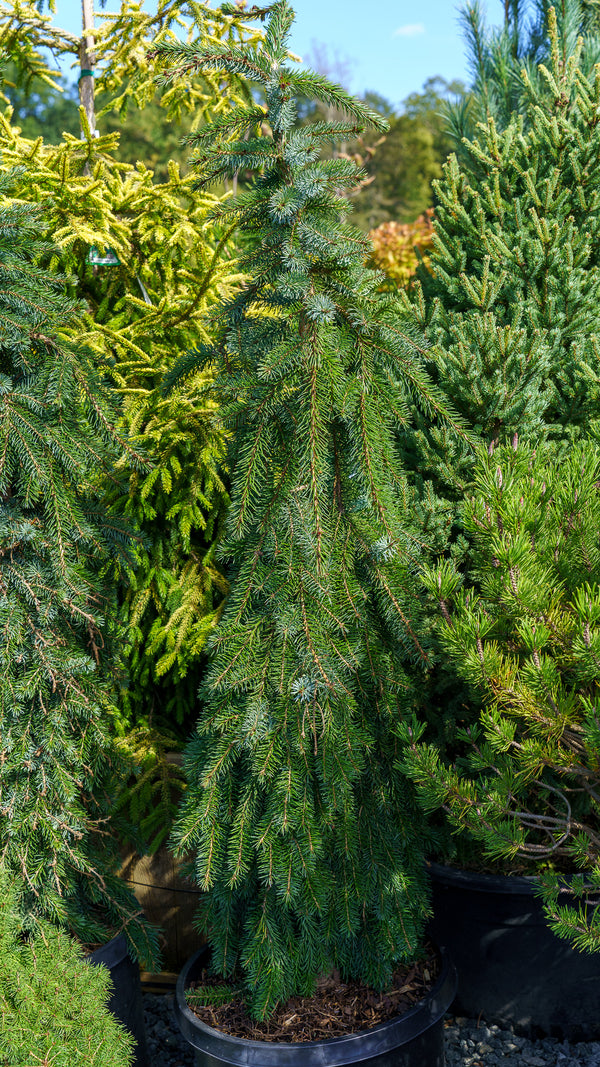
[185,940,439,1042]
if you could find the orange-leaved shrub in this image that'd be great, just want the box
[368,208,434,288]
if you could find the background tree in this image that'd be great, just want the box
[0,0,266,849]
[0,176,159,964]
[97,83,195,180]
[353,112,440,229]
[403,75,469,159]
[352,77,468,231]
[0,59,79,142]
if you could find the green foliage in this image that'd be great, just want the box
[393,0,600,896]
[0,865,135,1065]
[403,76,469,159]
[186,983,240,1008]
[352,78,468,232]
[450,0,600,143]
[404,7,600,502]
[0,98,236,734]
[0,177,159,967]
[0,0,269,844]
[112,727,188,854]
[0,60,79,143]
[97,84,195,180]
[104,351,230,739]
[154,0,467,1020]
[359,115,440,227]
[403,438,600,952]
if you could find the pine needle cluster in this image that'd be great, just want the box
[404,6,600,501]
[404,438,600,952]
[451,0,600,142]
[0,175,159,966]
[153,0,466,1019]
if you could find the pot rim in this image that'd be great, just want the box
[427,859,550,896]
[174,943,456,1063]
[85,932,130,966]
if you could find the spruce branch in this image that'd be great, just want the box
[156,0,449,1018]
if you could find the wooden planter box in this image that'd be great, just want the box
[117,753,206,974]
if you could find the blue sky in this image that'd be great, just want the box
[47,0,506,107]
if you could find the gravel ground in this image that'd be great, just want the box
[141,993,600,1067]
[444,1018,600,1067]
[143,992,194,1067]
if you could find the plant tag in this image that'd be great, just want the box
[87,245,120,266]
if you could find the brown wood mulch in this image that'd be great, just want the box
[186,941,439,1043]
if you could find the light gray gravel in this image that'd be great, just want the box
[141,993,600,1067]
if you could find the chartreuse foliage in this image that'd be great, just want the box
[0,0,269,844]
[0,866,134,1065]
[0,177,159,967]
[0,0,257,720]
[0,0,258,122]
[153,0,468,1020]
[404,6,600,502]
[403,439,600,952]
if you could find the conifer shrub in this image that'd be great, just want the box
[0,174,159,965]
[404,6,600,501]
[451,0,600,143]
[403,438,600,951]
[0,0,265,847]
[152,0,465,1020]
[394,2,600,859]
[0,865,134,1065]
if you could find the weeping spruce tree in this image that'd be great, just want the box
[153,0,464,1020]
[0,177,158,966]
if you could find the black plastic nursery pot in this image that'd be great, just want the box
[427,861,600,1040]
[174,945,457,1067]
[87,933,150,1067]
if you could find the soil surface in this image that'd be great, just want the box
[186,941,439,1042]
